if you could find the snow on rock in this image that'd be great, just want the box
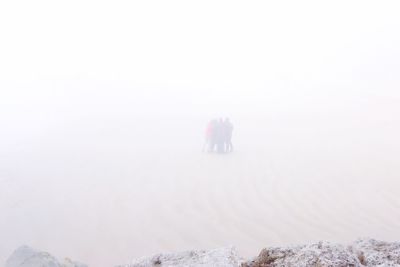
[351,238,400,266]
[60,258,88,267]
[242,241,361,267]
[6,238,400,267]
[243,239,400,267]
[5,245,87,267]
[117,246,241,267]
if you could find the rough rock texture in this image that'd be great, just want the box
[243,239,400,267]
[118,239,400,267]
[5,245,87,267]
[242,241,361,267]
[118,246,241,267]
[6,238,400,267]
[352,239,400,266]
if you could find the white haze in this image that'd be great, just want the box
[1,1,400,266]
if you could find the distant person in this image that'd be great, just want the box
[203,118,233,153]
[203,119,215,152]
[215,118,226,153]
[223,118,234,152]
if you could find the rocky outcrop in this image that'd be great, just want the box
[5,245,87,267]
[118,246,242,267]
[118,239,400,267]
[351,238,400,266]
[243,239,400,267]
[5,238,400,267]
[242,241,361,267]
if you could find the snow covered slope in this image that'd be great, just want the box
[5,246,87,267]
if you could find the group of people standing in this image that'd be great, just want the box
[204,118,234,153]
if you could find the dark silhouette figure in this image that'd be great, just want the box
[204,118,234,153]
[214,118,225,153]
[223,118,234,152]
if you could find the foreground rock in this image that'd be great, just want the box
[119,239,400,267]
[351,238,400,266]
[6,238,400,266]
[243,241,361,267]
[243,239,400,267]
[5,245,87,267]
[118,246,241,267]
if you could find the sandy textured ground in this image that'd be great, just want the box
[1,118,400,267]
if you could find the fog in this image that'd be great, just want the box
[1,1,400,266]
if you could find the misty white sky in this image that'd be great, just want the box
[1,1,400,266]
[1,1,400,88]
[1,0,400,142]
